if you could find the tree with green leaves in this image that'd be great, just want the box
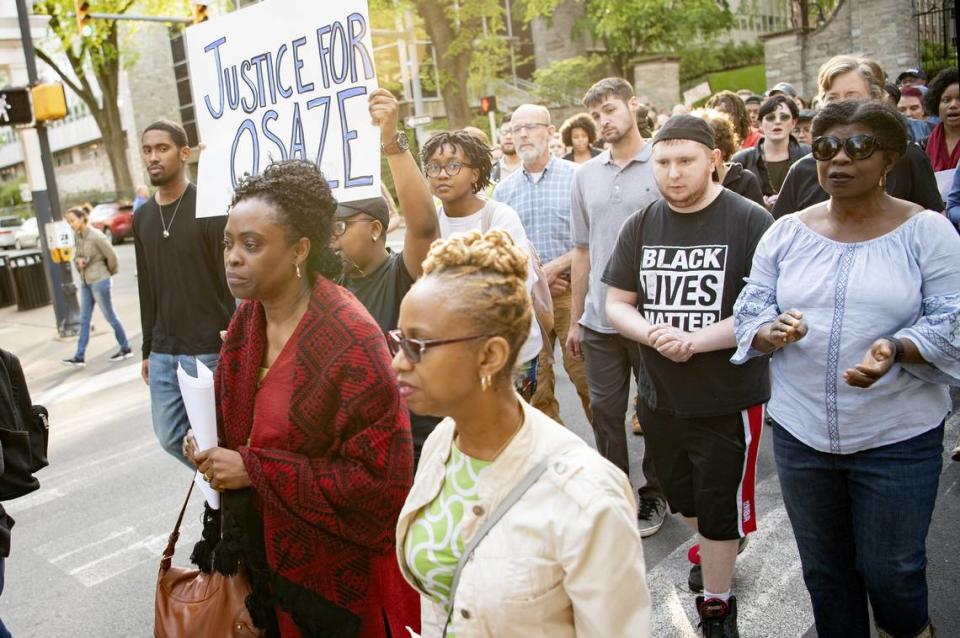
[32,0,188,197]
[532,54,607,106]
[525,0,734,79]
[371,0,509,129]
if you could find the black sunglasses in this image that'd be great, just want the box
[387,329,489,364]
[811,134,890,161]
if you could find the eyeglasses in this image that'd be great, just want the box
[763,113,793,123]
[811,134,890,161]
[387,329,490,364]
[424,161,472,178]
[332,218,373,237]
[506,123,549,135]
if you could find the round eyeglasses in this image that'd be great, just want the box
[424,161,472,178]
[332,218,373,237]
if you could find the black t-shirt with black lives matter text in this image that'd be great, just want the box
[602,189,773,418]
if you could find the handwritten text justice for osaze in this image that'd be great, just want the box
[200,12,374,189]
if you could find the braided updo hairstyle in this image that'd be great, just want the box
[229,160,341,281]
[421,230,531,377]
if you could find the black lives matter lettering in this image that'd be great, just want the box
[640,245,727,331]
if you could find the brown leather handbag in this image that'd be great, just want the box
[154,482,264,638]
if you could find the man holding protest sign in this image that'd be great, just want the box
[334,87,442,466]
[134,119,235,467]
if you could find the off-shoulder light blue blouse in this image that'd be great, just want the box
[732,211,960,455]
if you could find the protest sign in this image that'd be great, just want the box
[185,0,380,218]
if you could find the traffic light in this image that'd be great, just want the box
[0,88,34,126]
[75,0,90,33]
[192,3,209,24]
[32,84,68,122]
[479,95,498,115]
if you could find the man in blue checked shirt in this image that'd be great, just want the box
[493,104,592,425]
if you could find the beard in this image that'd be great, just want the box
[517,144,544,164]
[601,124,629,145]
[662,177,711,210]
[149,170,173,187]
[501,144,516,157]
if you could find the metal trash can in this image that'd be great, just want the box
[8,251,51,311]
[0,255,15,308]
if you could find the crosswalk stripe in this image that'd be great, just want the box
[34,362,142,405]
[8,438,161,512]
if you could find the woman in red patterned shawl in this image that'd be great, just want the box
[185,160,418,637]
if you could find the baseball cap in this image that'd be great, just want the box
[896,68,927,84]
[766,82,798,98]
[652,114,716,150]
[744,94,763,106]
[335,197,390,228]
[797,109,816,122]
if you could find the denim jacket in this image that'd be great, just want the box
[395,399,650,637]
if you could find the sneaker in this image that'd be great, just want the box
[108,348,133,362]
[637,495,667,537]
[952,434,960,462]
[696,595,739,637]
[689,537,750,593]
[61,356,85,368]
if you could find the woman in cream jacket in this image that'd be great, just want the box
[390,230,650,637]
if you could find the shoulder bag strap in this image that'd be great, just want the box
[441,443,577,636]
[160,480,196,572]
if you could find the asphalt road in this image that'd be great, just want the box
[0,241,957,637]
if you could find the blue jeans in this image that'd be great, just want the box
[75,278,129,359]
[149,352,219,469]
[772,421,943,638]
[0,557,10,638]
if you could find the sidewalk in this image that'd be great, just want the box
[0,244,143,396]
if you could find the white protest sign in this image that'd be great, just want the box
[185,0,380,218]
[683,81,712,106]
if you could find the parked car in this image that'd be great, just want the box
[89,203,134,245]
[0,216,23,249]
[14,217,39,250]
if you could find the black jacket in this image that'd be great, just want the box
[722,162,765,208]
[732,136,811,197]
[772,144,945,219]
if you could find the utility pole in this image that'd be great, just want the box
[15,0,80,336]
[404,9,428,147]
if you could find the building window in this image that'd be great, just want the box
[54,149,74,167]
[79,143,99,161]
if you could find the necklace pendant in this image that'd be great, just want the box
[162,230,170,239]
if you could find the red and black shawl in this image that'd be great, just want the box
[196,275,416,637]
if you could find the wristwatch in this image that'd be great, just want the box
[881,336,904,362]
[381,131,409,155]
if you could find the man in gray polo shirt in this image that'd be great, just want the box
[568,77,666,535]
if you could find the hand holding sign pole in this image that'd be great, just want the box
[185,0,380,218]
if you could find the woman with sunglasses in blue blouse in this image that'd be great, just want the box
[732,99,960,638]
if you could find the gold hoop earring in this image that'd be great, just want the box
[295,263,302,279]
[480,374,491,392]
